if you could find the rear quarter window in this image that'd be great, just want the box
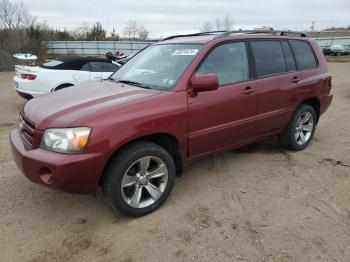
[250,40,287,77]
[289,40,317,70]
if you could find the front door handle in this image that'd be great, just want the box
[242,87,255,94]
[291,76,301,83]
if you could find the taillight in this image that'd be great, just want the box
[21,74,37,80]
[328,77,332,89]
[325,76,332,93]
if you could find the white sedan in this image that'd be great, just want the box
[13,57,121,99]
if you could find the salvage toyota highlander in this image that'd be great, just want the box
[10,30,333,217]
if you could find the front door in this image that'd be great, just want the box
[188,42,258,159]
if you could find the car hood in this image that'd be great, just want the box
[22,80,162,130]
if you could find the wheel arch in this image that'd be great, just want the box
[99,133,184,186]
[300,97,320,122]
[52,83,74,92]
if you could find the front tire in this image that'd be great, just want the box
[280,104,317,151]
[102,141,176,217]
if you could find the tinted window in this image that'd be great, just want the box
[289,40,317,70]
[80,62,90,71]
[196,42,249,85]
[102,62,119,72]
[281,41,296,71]
[251,41,286,77]
[89,62,103,72]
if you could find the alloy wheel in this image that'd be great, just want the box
[294,112,314,145]
[121,156,168,208]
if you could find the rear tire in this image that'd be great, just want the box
[279,104,317,151]
[102,141,176,217]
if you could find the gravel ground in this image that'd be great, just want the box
[0,62,349,262]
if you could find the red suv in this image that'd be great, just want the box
[10,30,333,217]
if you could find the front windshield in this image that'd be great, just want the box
[110,44,203,90]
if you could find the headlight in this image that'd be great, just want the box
[40,127,91,154]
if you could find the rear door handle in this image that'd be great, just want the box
[291,76,301,83]
[242,87,255,94]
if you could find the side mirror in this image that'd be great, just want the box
[190,73,219,93]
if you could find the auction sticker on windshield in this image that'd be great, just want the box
[172,49,199,56]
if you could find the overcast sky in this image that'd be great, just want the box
[15,0,350,37]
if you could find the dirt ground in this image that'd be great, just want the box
[0,62,350,262]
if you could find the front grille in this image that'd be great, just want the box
[19,114,36,148]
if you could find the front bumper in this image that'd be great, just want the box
[10,129,105,194]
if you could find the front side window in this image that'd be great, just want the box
[250,41,286,77]
[110,44,203,90]
[196,42,249,86]
[289,40,317,70]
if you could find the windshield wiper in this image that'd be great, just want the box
[117,80,151,89]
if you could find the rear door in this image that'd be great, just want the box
[188,42,258,159]
[288,40,320,100]
[249,40,302,136]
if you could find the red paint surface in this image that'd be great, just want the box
[10,35,333,194]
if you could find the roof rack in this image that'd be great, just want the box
[161,31,226,41]
[215,30,308,39]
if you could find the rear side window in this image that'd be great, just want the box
[80,62,90,71]
[102,62,119,72]
[281,41,296,72]
[196,42,249,86]
[289,40,317,70]
[89,62,103,72]
[250,41,286,77]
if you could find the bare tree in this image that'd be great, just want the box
[86,22,106,40]
[215,18,221,31]
[201,21,213,32]
[109,27,120,40]
[222,14,234,31]
[124,20,138,39]
[0,0,30,29]
[72,22,90,40]
[138,25,149,40]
